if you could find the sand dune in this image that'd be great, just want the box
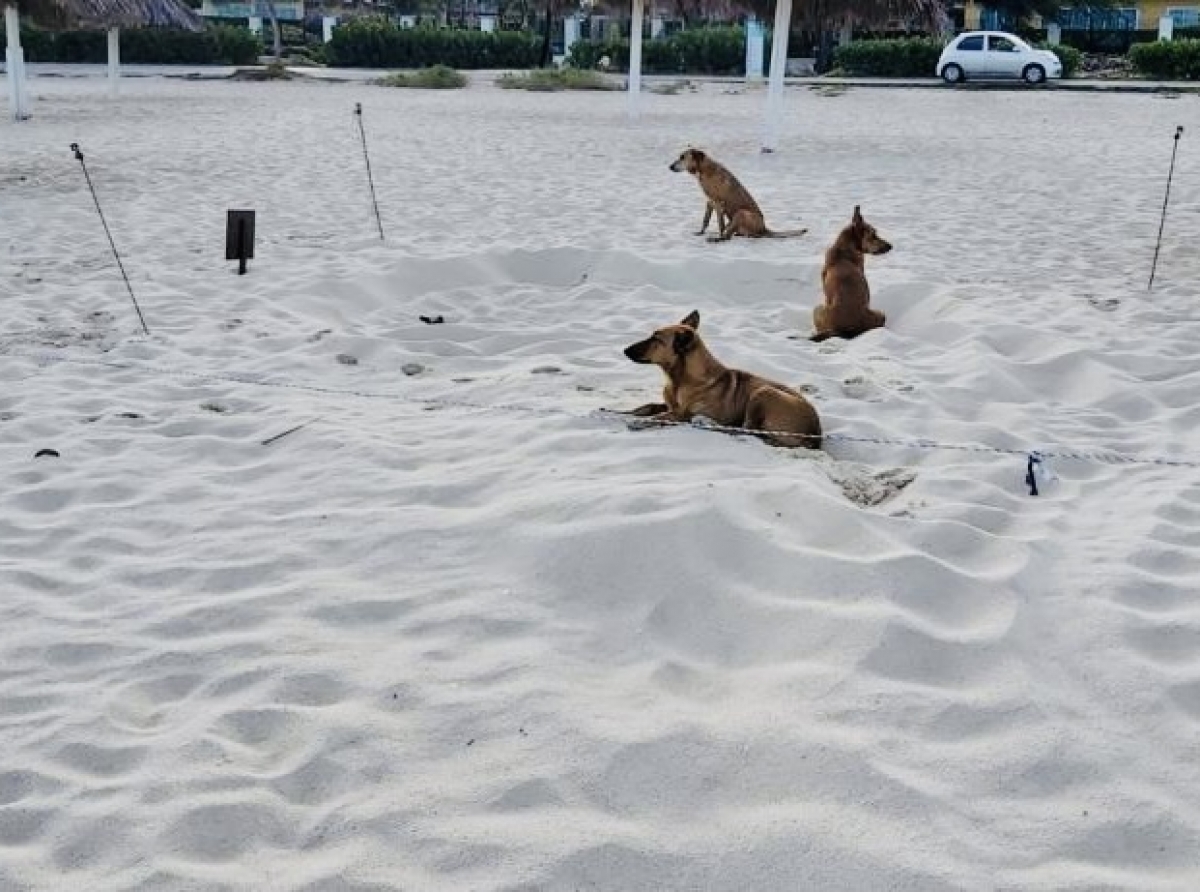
[2,74,1200,890]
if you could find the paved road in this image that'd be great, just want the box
[4,63,1199,93]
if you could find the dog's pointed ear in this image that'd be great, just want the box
[692,149,706,161]
[673,328,696,354]
[852,205,863,225]
[680,310,700,330]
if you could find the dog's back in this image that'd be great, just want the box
[822,231,870,314]
[698,155,762,215]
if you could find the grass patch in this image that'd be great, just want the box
[495,68,619,91]
[229,60,293,81]
[377,65,467,89]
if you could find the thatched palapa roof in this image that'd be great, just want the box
[15,0,202,31]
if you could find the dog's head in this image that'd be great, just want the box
[624,310,701,367]
[669,148,706,175]
[849,205,892,255]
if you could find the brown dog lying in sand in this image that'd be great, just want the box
[811,205,893,342]
[621,311,822,449]
[669,148,807,243]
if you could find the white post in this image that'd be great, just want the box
[248,15,263,35]
[563,14,579,64]
[651,14,664,38]
[761,0,791,151]
[107,27,120,97]
[5,3,29,121]
[1159,15,1174,40]
[628,0,644,116]
[322,15,336,42]
[745,15,764,82]
[479,14,496,33]
[1046,22,1061,45]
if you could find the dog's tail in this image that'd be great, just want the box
[764,227,808,239]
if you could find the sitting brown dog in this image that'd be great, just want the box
[669,148,807,242]
[622,311,822,449]
[811,205,893,342]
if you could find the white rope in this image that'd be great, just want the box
[5,345,1200,470]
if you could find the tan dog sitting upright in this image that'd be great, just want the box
[669,148,807,242]
[811,205,893,342]
[622,311,822,449]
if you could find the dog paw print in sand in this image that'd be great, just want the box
[823,464,917,508]
[1086,295,1120,312]
[308,328,333,343]
[218,318,244,332]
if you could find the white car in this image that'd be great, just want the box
[936,31,1063,85]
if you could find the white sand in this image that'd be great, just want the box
[3,73,1200,891]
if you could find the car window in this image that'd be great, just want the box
[988,36,1019,52]
[957,35,984,51]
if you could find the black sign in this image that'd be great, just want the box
[225,209,256,275]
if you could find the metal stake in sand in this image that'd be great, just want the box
[70,143,150,336]
[1148,125,1184,292]
[354,103,385,242]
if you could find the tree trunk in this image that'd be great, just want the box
[540,0,553,66]
[263,0,283,60]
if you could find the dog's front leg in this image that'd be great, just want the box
[626,402,671,417]
[695,203,714,236]
[707,220,736,243]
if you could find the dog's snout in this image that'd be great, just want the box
[624,340,651,363]
[877,242,893,255]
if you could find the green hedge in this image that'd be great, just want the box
[832,37,944,76]
[832,37,1080,78]
[326,20,541,68]
[568,26,767,75]
[0,25,261,64]
[1039,42,1081,77]
[1060,28,1200,54]
[1129,39,1200,79]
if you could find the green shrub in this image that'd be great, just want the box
[1129,39,1200,79]
[495,68,619,91]
[832,37,945,77]
[377,64,467,88]
[209,25,262,64]
[568,26,770,75]
[0,24,260,65]
[1037,42,1081,77]
[327,20,541,68]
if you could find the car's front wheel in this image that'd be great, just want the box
[1023,64,1046,84]
[941,63,964,84]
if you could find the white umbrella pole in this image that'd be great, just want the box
[761,0,792,152]
[107,27,119,98]
[628,0,644,118]
[5,3,29,121]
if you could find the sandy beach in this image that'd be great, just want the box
[3,73,1200,890]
